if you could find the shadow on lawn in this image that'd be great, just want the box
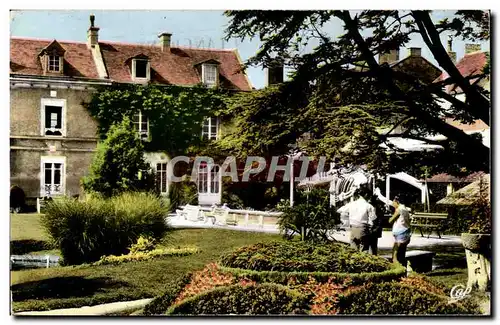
[10,240,52,255]
[11,276,130,301]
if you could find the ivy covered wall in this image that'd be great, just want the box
[84,83,231,157]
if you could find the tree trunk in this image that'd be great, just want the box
[461,233,491,292]
[464,249,490,291]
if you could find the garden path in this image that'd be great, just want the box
[166,216,462,250]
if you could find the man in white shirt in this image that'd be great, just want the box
[337,186,377,252]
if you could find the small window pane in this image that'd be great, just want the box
[44,163,52,185]
[54,168,61,185]
[135,60,147,78]
[48,55,60,72]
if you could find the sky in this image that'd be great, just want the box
[10,10,490,89]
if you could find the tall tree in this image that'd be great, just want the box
[82,117,155,197]
[222,10,490,176]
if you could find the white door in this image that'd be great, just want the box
[197,164,221,206]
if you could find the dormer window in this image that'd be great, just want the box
[130,54,151,82]
[134,60,148,78]
[38,40,66,75]
[195,59,220,88]
[202,64,218,87]
[48,55,61,72]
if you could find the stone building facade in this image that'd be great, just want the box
[10,15,252,205]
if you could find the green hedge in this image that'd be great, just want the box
[41,192,169,265]
[337,282,480,315]
[218,263,406,286]
[220,241,391,273]
[165,283,310,315]
[143,273,193,315]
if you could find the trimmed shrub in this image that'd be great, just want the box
[220,241,391,273]
[166,283,310,315]
[40,192,169,265]
[276,188,340,242]
[94,246,199,266]
[10,185,26,213]
[337,282,480,315]
[143,273,193,315]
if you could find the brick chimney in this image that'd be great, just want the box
[379,49,400,64]
[408,47,421,57]
[87,14,99,49]
[158,32,172,52]
[447,36,457,64]
[265,59,284,86]
[465,43,482,55]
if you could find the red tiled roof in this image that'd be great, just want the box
[10,37,99,79]
[10,37,252,91]
[99,41,251,90]
[435,51,488,93]
[444,118,489,132]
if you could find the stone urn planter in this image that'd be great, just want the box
[461,233,491,292]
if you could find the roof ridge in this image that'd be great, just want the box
[11,36,237,52]
[99,39,236,52]
[10,36,87,45]
[463,50,487,57]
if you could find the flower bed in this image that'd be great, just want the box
[144,241,480,315]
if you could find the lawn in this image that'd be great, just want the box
[11,213,485,313]
[11,227,283,312]
[10,213,59,256]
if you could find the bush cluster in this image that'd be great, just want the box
[41,192,169,265]
[337,282,480,315]
[10,185,26,213]
[276,187,340,242]
[220,241,391,273]
[166,284,310,315]
[167,180,199,212]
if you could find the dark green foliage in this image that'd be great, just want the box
[81,117,155,198]
[143,273,193,315]
[223,10,490,174]
[10,185,26,212]
[40,192,169,265]
[166,284,310,315]
[167,181,199,212]
[337,282,480,315]
[276,188,340,242]
[85,83,228,156]
[219,241,391,273]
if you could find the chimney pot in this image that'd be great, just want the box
[379,48,400,64]
[465,43,481,55]
[87,14,99,49]
[158,32,172,52]
[409,47,421,57]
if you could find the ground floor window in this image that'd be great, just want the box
[41,156,65,196]
[156,162,168,194]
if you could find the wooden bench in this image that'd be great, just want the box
[410,212,448,239]
[381,250,436,273]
